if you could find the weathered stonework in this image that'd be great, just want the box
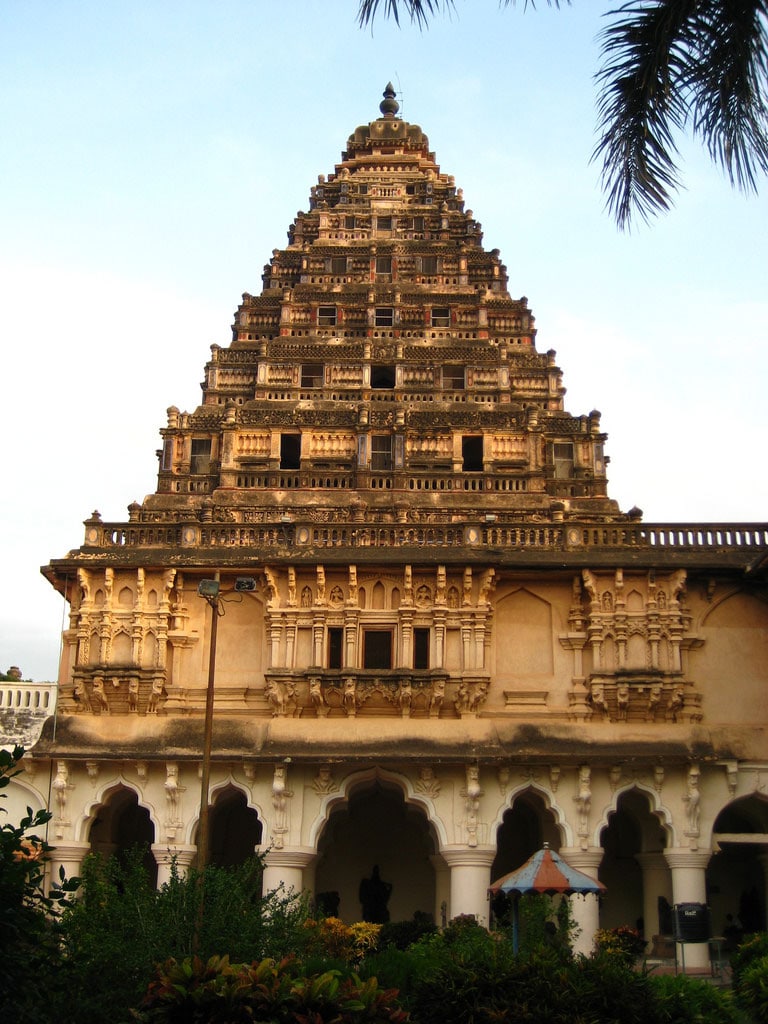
[9,85,767,960]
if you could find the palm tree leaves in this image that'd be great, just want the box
[595,1,768,227]
[355,0,768,227]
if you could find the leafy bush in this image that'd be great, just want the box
[46,848,313,1024]
[731,931,768,988]
[0,745,79,1023]
[646,973,739,1024]
[131,954,408,1024]
[302,916,382,964]
[737,954,768,1023]
[378,911,437,951]
[594,924,647,964]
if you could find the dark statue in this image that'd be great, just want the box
[359,864,392,923]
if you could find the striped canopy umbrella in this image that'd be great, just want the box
[488,843,606,952]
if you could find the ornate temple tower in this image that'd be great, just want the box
[30,86,768,961]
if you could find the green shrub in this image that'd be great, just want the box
[647,973,739,1024]
[378,911,437,950]
[736,953,768,1023]
[45,848,313,1024]
[131,954,408,1024]
[594,924,647,965]
[731,931,768,988]
[0,746,79,1023]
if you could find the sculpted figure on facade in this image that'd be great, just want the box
[463,764,483,847]
[265,679,285,717]
[309,677,326,714]
[342,677,357,716]
[415,766,441,798]
[52,760,71,839]
[312,764,336,795]
[91,677,109,715]
[428,678,445,717]
[164,762,183,836]
[684,763,701,842]
[287,567,297,607]
[574,764,591,848]
[271,764,291,849]
[315,566,326,606]
[147,678,164,713]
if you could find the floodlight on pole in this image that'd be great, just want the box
[234,576,257,592]
[198,579,221,599]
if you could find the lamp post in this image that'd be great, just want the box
[192,574,257,952]
[195,575,257,874]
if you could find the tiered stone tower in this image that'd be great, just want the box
[34,86,768,958]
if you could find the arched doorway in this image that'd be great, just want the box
[709,794,768,941]
[89,785,157,886]
[314,781,436,924]
[492,789,560,879]
[599,788,667,936]
[207,786,263,868]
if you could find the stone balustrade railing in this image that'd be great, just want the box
[76,519,768,567]
[0,681,57,712]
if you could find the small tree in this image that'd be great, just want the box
[0,745,79,1022]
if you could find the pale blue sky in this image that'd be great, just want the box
[1,1,766,681]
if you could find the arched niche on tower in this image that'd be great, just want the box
[494,589,554,680]
[699,592,768,722]
[210,592,266,683]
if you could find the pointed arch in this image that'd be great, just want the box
[490,781,573,849]
[307,765,448,850]
[593,782,673,850]
[78,775,159,843]
[185,773,267,844]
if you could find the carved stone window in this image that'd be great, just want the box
[371,434,393,471]
[280,434,301,470]
[328,627,343,669]
[375,307,394,327]
[443,364,465,390]
[190,438,211,474]
[414,628,430,670]
[371,364,395,389]
[462,435,483,472]
[432,307,450,328]
[553,442,574,479]
[301,363,323,388]
[318,305,337,326]
[363,629,392,669]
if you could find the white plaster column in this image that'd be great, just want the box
[430,853,450,927]
[664,849,711,970]
[48,840,91,892]
[560,847,603,957]
[151,843,197,886]
[441,847,496,926]
[636,851,673,945]
[260,846,316,899]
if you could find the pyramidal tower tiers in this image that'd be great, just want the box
[156,82,614,528]
[33,86,768,950]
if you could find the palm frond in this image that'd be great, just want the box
[356,1,565,30]
[594,1,700,228]
[595,0,768,227]
[357,0,455,29]
[686,1,768,193]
